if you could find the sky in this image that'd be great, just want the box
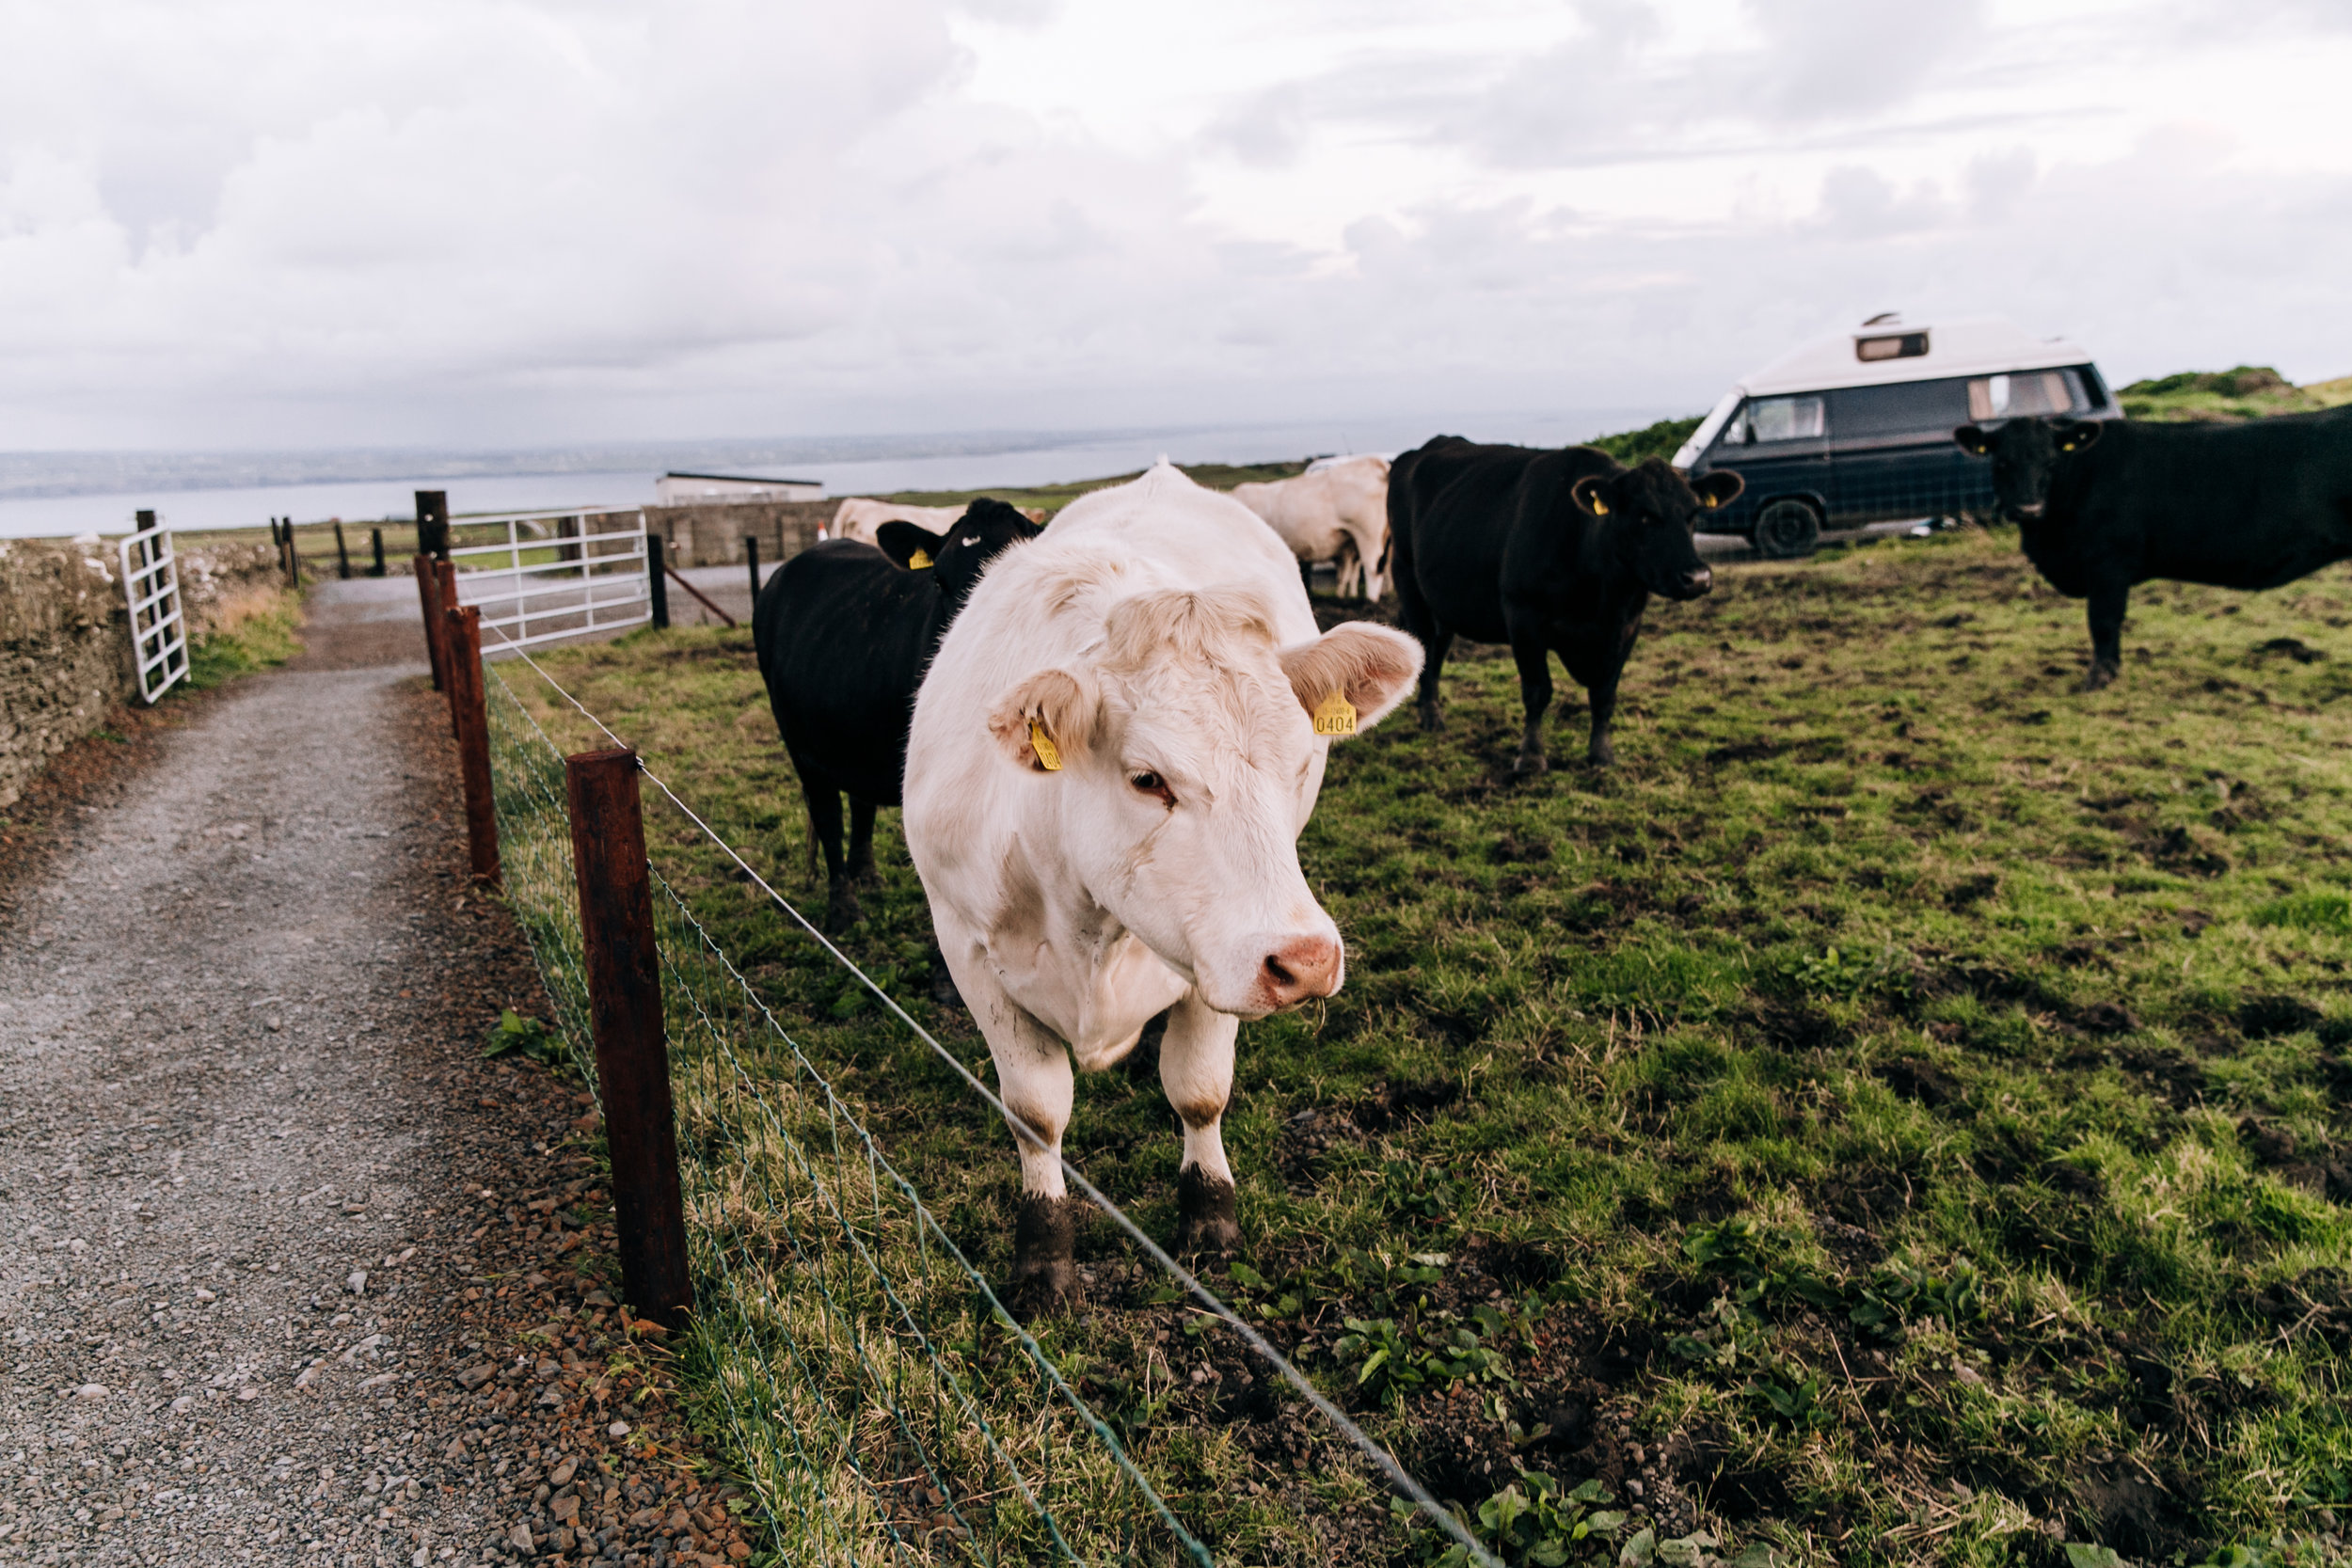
[3,0,2349,452]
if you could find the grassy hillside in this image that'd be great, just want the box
[493,526,2352,1565]
[2118,367,2352,422]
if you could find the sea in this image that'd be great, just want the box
[0,410,1678,541]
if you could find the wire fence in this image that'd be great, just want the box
[478,647,1500,1568]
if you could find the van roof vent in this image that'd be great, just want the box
[1862,311,1902,325]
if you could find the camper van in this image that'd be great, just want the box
[1673,316,2118,558]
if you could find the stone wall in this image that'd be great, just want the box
[646,500,835,568]
[0,536,281,808]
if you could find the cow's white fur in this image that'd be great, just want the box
[1230,455,1392,602]
[903,462,1421,1213]
[830,498,968,546]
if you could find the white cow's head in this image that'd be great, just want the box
[986,587,1422,1019]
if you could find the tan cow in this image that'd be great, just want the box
[828,499,968,546]
[1230,454,1391,601]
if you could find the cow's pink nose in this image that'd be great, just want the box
[1262,936,1342,1007]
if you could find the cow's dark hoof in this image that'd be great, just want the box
[1417,703,1444,733]
[1512,749,1548,778]
[823,882,862,932]
[1176,1165,1240,1257]
[1007,1195,1079,1320]
[1585,742,1615,768]
[2083,661,2120,692]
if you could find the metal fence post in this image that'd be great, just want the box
[443,605,501,887]
[744,535,760,604]
[564,749,691,1330]
[417,490,450,562]
[648,538,670,630]
[414,554,447,692]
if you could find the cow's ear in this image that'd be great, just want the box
[2057,420,2104,454]
[1277,623,1423,738]
[1690,470,1744,510]
[988,668,1100,772]
[1569,474,1613,516]
[875,522,946,570]
[1953,424,1992,456]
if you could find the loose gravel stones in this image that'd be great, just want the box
[0,654,757,1567]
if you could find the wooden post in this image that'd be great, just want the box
[744,535,760,604]
[647,535,670,630]
[565,750,691,1330]
[435,559,462,723]
[443,605,501,886]
[334,521,352,580]
[371,528,386,578]
[416,490,451,561]
[414,554,447,691]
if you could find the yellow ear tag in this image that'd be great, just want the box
[1589,494,1610,515]
[1311,689,1358,736]
[908,549,933,569]
[1028,720,1063,771]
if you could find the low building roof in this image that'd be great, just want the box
[660,470,822,486]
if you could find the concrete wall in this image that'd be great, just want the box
[0,537,280,808]
[646,500,835,568]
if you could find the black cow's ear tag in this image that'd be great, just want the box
[909,548,933,569]
[1028,720,1062,770]
[1588,494,1610,515]
[1700,493,1719,508]
[1311,689,1357,736]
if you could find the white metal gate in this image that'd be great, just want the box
[119,517,187,704]
[449,507,653,653]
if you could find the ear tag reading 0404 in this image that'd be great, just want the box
[1311,689,1358,736]
[1028,720,1063,770]
[908,549,933,569]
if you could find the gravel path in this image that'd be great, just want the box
[1,608,757,1567]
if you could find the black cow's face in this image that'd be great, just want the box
[875,498,1042,609]
[1568,459,1740,600]
[1953,417,2102,521]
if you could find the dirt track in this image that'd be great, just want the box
[0,588,754,1568]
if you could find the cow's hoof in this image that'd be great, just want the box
[1585,744,1615,768]
[822,893,861,933]
[850,859,881,888]
[2083,662,2120,692]
[1511,749,1548,778]
[1417,705,1444,733]
[1008,1196,1079,1320]
[1176,1165,1241,1257]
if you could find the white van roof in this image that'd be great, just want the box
[1740,315,2095,398]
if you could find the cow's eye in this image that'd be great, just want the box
[1130,771,1174,805]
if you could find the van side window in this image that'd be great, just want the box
[1968,371,2074,420]
[1826,377,1972,440]
[1732,395,1824,445]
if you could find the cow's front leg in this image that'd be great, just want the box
[1507,632,1554,776]
[2083,578,2129,691]
[847,796,879,885]
[997,1017,1079,1316]
[1160,990,1241,1255]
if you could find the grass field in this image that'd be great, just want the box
[484,518,2352,1566]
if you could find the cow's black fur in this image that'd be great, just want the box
[1955,411,2352,689]
[1388,439,1742,770]
[753,499,1042,927]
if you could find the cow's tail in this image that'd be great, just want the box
[803,800,819,884]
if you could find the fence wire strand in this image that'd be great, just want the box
[478,632,1502,1568]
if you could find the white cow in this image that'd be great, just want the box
[830,498,968,546]
[1230,454,1392,602]
[902,461,1422,1312]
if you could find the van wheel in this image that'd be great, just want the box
[1753,499,1821,560]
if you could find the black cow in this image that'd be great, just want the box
[754,498,1043,928]
[1955,410,2352,689]
[1389,439,1743,771]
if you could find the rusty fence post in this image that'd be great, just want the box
[565,750,691,1330]
[435,559,462,724]
[413,554,447,691]
[444,605,501,887]
[417,490,450,561]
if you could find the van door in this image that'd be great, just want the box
[1822,376,1976,527]
[1709,393,1828,536]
